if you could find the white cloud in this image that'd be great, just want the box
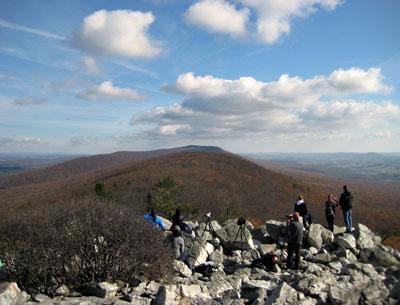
[184,0,343,43]
[327,67,391,94]
[132,67,399,141]
[77,81,142,101]
[14,97,47,106]
[0,136,47,145]
[69,136,98,146]
[82,56,101,75]
[72,10,161,58]
[242,0,343,43]
[185,0,250,37]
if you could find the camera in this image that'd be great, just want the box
[237,216,246,226]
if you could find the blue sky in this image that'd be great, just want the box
[0,0,399,153]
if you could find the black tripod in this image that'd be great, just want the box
[202,216,216,238]
[234,223,247,251]
[234,223,257,261]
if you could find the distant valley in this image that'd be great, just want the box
[246,152,400,183]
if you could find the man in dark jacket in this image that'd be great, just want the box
[339,185,353,233]
[286,212,303,270]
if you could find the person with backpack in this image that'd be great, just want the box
[339,185,354,233]
[325,194,338,232]
[294,195,310,229]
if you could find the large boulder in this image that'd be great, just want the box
[265,220,286,242]
[307,224,334,250]
[80,282,118,299]
[215,219,254,252]
[360,247,400,268]
[328,280,362,305]
[293,274,331,303]
[207,273,236,299]
[186,239,214,268]
[154,284,211,305]
[354,223,381,250]
[0,282,30,305]
[335,234,356,251]
[265,282,317,305]
[154,285,181,305]
[173,260,192,277]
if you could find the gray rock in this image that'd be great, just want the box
[335,233,356,250]
[294,274,329,303]
[328,280,362,305]
[215,220,254,251]
[207,273,235,298]
[186,240,214,268]
[52,296,112,305]
[0,282,30,305]
[180,284,210,300]
[209,249,224,265]
[80,282,118,299]
[173,260,192,277]
[265,282,317,305]
[307,224,333,250]
[308,253,331,264]
[354,223,381,250]
[121,293,152,304]
[54,285,70,297]
[336,247,358,262]
[154,285,180,305]
[328,261,343,273]
[360,247,400,268]
[265,220,286,242]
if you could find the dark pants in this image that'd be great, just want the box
[302,214,310,230]
[326,214,335,232]
[287,243,301,269]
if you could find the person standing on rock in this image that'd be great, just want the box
[339,185,354,233]
[286,212,303,270]
[294,195,310,230]
[325,194,339,232]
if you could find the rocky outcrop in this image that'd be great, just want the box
[3,219,400,305]
[0,282,29,305]
[215,219,255,251]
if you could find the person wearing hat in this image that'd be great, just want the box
[286,212,303,270]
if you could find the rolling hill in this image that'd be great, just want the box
[1,147,399,235]
[0,145,224,189]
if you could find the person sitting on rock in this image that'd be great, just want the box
[172,225,186,261]
[143,209,166,231]
[286,212,303,270]
[339,185,354,233]
[325,194,339,232]
[251,252,279,272]
[294,195,310,229]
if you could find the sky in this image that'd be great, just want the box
[0,0,399,154]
